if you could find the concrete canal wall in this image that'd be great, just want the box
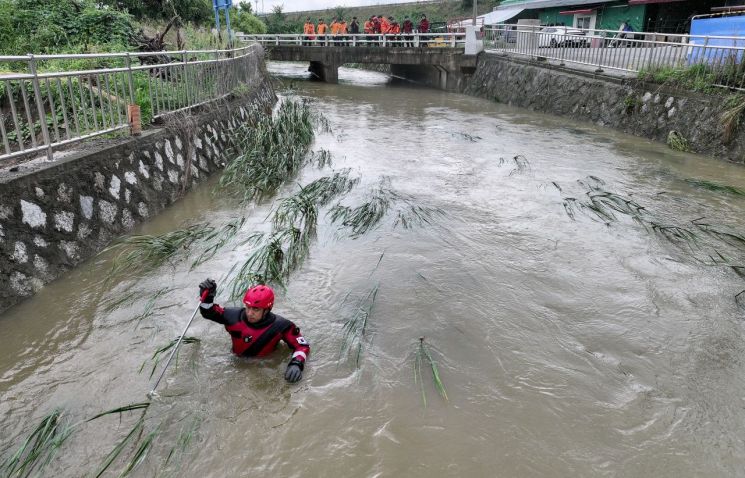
[0,62,276,313]
[465,53,745,163]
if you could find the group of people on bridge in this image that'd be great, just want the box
[302,14,431,47]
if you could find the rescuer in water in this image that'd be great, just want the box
[198,279,310,383]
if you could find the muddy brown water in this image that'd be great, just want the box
[3,63,745,477]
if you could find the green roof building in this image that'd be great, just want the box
[492,0,738,34]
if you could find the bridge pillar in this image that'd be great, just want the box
[308,61,339,83]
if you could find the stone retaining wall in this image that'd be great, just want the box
[464,54,745,163]
[0,73,276,313]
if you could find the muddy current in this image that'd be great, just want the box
[2,63,745,477]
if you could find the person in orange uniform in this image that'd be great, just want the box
[303,17,315,46]
[364,16,374,45]
[330,17,340,45]
[389,19,401,46]
[339,18,348,46]
[379,15,390,37]
[317,18,328,45]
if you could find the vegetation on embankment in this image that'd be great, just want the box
[263,0,498,34]
[0,0,265,57]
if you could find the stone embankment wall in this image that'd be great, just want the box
[465,54,744,163]
[0,50,276,313]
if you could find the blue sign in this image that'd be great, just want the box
[212,0,232,10]
[689,15,745,65]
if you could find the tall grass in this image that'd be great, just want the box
[106,219,247,277]
[414,337,449,407]
[219,98,320,203]
[558,176,745,282]
[228,171,359,296]
[329,177,444,238]
[338,284,379,369]
[141,337,201,379]
[0,409,75,478]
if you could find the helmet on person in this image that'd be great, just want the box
[243,285,275,309]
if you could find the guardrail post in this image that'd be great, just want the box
[352,35,357,47]
[415,33,420,48]
[595,40,605,73]
[28,54,53,161]
[451,34,456,48]
[125,52,135,104]
[182,50,190,106]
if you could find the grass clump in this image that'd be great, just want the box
[141,336,201,379]
[329,177,444,238]
[685,178,745,197]
[0,409,75,478]
[220,98,319,203]
[414,337,448,407]
[228,171,358,296]
[667,130,690,152]
[721,94,745,143]
[338,284,379,369]
[498,155,531,176]
[107,219,246,277]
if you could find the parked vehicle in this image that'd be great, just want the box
[537,26,589,48]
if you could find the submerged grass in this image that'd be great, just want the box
[220,98,320,203]
[686,179,745,197]
[339,284,379,369]
[141,337,201,379]
[329,177,444,237]
[107,219,247,278]
[0,409,75,478]
[414,337,448,407]
[228,171,359,296]
[558,176,745,296]
[498,155,531,176]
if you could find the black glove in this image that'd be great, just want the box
[284,358,303,383]
[199,278,216,303]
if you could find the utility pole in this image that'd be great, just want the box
[472,0,477,26]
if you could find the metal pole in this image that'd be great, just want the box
[28,55,53,161]
[473,0,477,26]
[126,52,135,104]
[147,291,207,398]
[182,50,190,106]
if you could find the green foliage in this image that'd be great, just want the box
[0,0,135,55]
[230,6,267,34]
[637,62,745,94]
[667,130,690,152]
[101,0,212,25]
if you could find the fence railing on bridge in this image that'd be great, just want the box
[484,25,745,91]
[237,33,467,48]
[0,45,259,163]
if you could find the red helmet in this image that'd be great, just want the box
[243,285,275,309]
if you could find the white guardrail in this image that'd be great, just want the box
[483,24,745,91]
[237,32,467,48]
[0,45,260,163]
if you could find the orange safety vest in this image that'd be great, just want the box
[317,23,328,34]
[390,24,400,34]
[330,22,340,34]
[364,21,373,34]
[304,22,315,38]
[380,18,390,34]
[340,22,348,34]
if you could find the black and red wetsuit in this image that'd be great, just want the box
[199,304,310,367]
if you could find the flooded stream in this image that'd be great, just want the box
[3,62,745,477]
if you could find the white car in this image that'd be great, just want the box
[537,26,589,48]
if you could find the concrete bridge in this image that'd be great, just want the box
[239,32,481,91]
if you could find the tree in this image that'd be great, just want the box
[230,5,267,34]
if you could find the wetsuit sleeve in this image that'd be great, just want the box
[282,322,310,366]
[199,302,227,325]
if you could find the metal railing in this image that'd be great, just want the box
[238,32,467,48]
[484,24,745,91]
[0,44,261,163]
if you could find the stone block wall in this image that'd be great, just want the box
[0,76,276,313]
[464,54,745,163]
